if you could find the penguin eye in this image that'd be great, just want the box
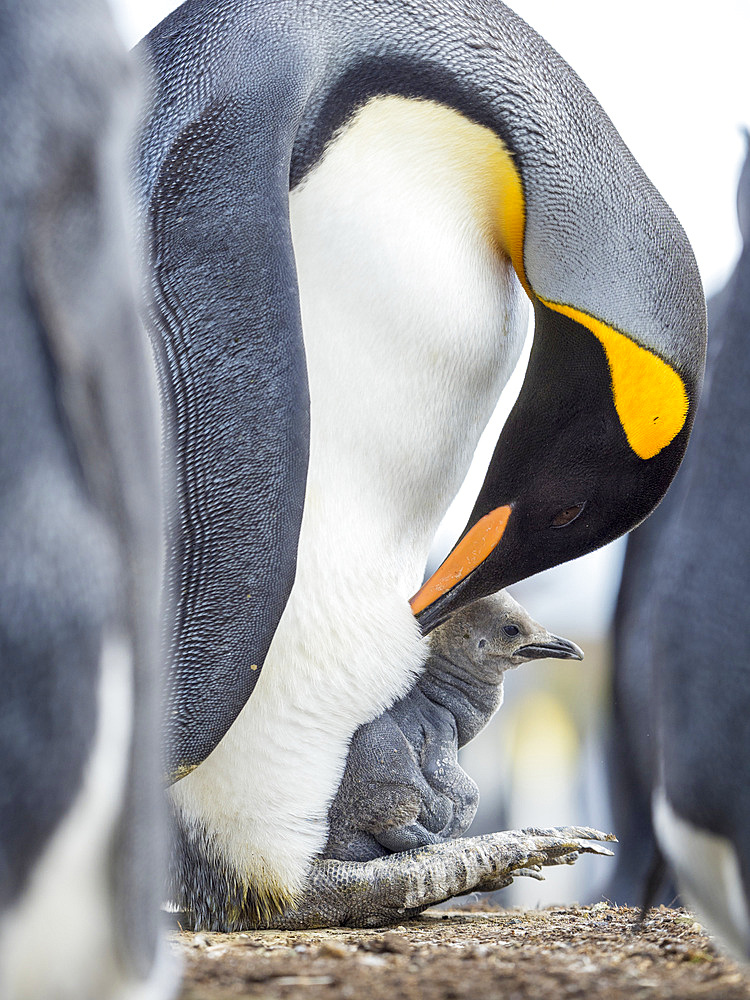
[551,502,586,528]
[503,624,520,637]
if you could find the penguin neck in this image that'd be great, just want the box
[289,95,529,588]
[417,652,506,747]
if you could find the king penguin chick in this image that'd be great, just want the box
[135,0,703,929]
[324,591,583,862]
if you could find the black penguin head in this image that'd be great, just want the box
[413,300,702,633]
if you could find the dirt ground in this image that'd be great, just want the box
[173,902,750,1000]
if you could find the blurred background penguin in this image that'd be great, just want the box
[0,1,168,997]
[604,138,750,960]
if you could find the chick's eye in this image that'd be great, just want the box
[503,624,520,637]
[551,502,586,528]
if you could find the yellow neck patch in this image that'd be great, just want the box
[346,97,529,293]
[478,128,528,297]
[430,104,529,295]
[337,97,688,461]
[539,299,689,459]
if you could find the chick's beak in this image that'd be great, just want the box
[515,635,584,661]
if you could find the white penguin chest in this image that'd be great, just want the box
[289,95,529,591]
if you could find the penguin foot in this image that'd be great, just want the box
[262,826,616,929]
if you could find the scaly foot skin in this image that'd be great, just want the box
[260,827,615,929]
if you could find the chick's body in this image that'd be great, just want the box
[324,592,583,861]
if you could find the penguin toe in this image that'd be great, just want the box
[252,827,616,928]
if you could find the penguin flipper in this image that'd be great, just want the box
[261,827,616,929]
[142,100,310,779]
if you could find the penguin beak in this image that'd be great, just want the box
[515,636,584,661]
[410,505,512,632]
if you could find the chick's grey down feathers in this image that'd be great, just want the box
[324,592,583,862]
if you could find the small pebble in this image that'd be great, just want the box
[463,944,490,959]
[318,941,350,959]
[383,932,412,955]
[273,976,335,987]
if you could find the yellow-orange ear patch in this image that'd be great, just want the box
[541,299,689,460]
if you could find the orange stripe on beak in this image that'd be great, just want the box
[410,505,512,616]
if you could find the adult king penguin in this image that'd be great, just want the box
[0,0,167,996]
[135,0,706,928]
